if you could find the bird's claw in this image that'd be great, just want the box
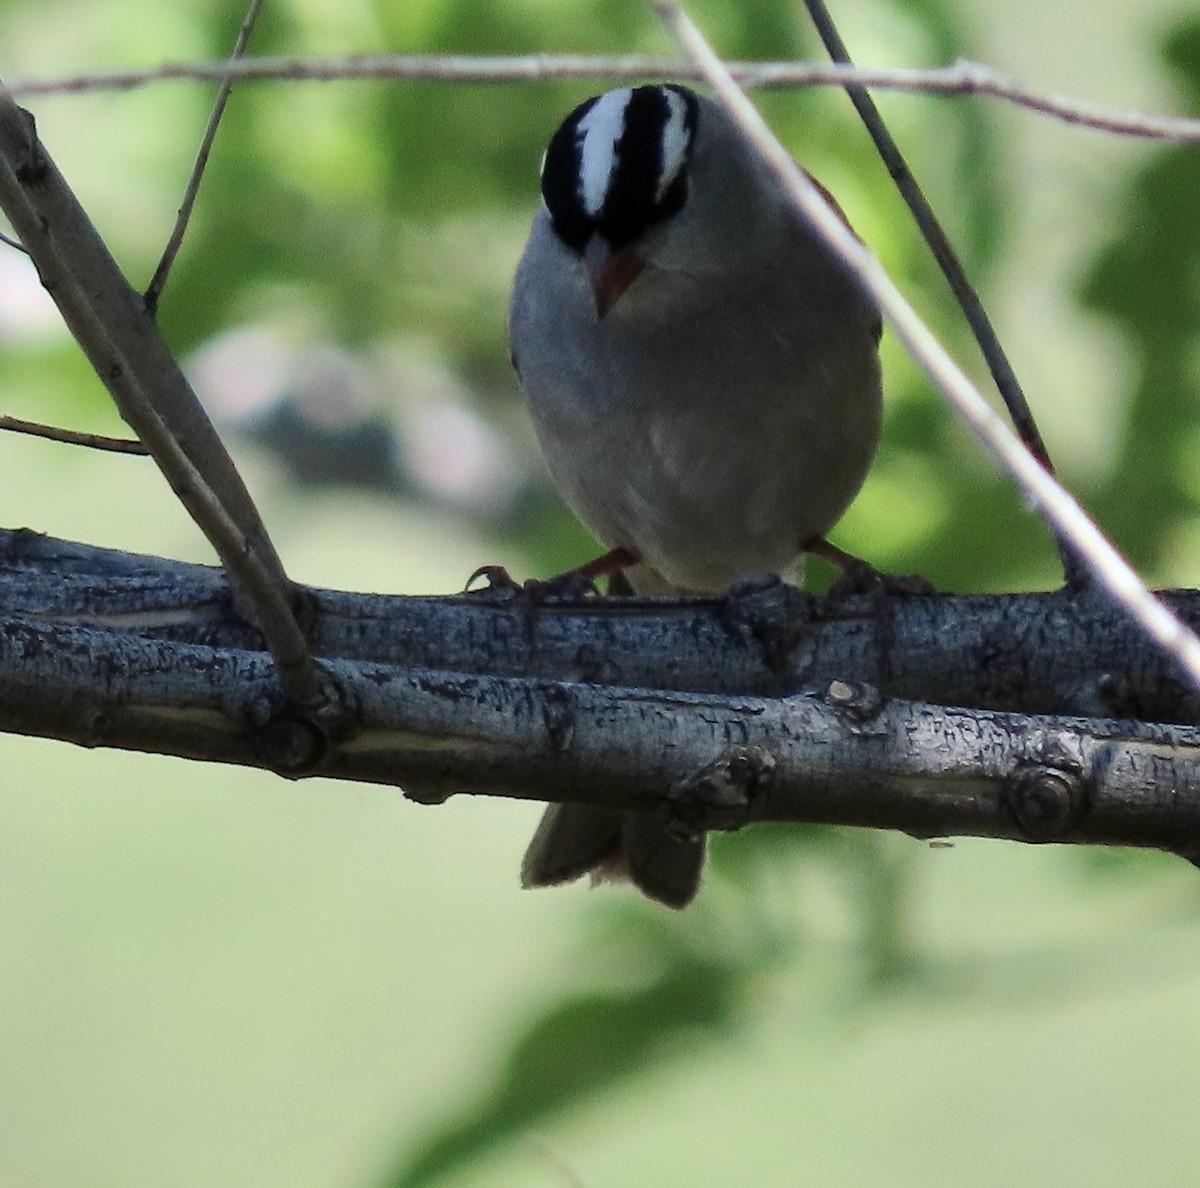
[522,571,603,603]
[463,564,601,605]
[464,564,524,601]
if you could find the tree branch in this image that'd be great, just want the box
[1,528,1199,863]
[6,55,1200,144]
[5,529,1195,721]
[0,415,149,454]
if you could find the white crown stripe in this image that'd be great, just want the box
[656,89,691,204]
[576,87,633,218]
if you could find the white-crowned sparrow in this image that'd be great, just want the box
[509,83,883,908]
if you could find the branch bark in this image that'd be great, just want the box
[3,528,1199,864]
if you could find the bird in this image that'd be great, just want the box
[508,83,883,908]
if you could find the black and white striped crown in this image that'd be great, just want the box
[539,84,699,253]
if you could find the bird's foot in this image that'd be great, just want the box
[464,563,596,603]
[802,537,935,613]
[571,545,640,588]
[463,564,524,601]
[464,546,640,605]
[823,564,936,606]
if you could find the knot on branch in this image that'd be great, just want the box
[669,745,775,831]
[13,106,47,185]
[541,683,576,752]
[717,572,815,678]
[825,678,884,726]
[247,664,358,776]
[1004,762,1089,840]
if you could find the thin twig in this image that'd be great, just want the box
[651,1,1200,692]
[0,227,26,253]
[0,415,149,454]
[5,54,1200,143]
[799,0,1084,588]
[802,1,1045,463]
[144,0,265,312]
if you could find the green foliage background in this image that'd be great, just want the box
[0,1,1199,1186]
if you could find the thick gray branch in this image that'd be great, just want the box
[1,529,1199,861]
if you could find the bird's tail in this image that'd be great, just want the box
[519,558,709,909]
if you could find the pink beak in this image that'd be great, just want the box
[584,237,645,318]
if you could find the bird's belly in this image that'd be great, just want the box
[535,388,876,593]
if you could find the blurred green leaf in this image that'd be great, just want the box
[899,0,1005,267]
[381,949,745,1188]
[1076,18,1200,570]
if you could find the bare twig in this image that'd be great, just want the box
[0,227,25,252]
[799,0,1085,588]
[0,89,319,704]
[144,0,265,312]
[0,415,149,454]
[5,54,1200,143]
[652,1,1200,691]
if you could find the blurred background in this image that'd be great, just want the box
[0,0,1199,1184]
